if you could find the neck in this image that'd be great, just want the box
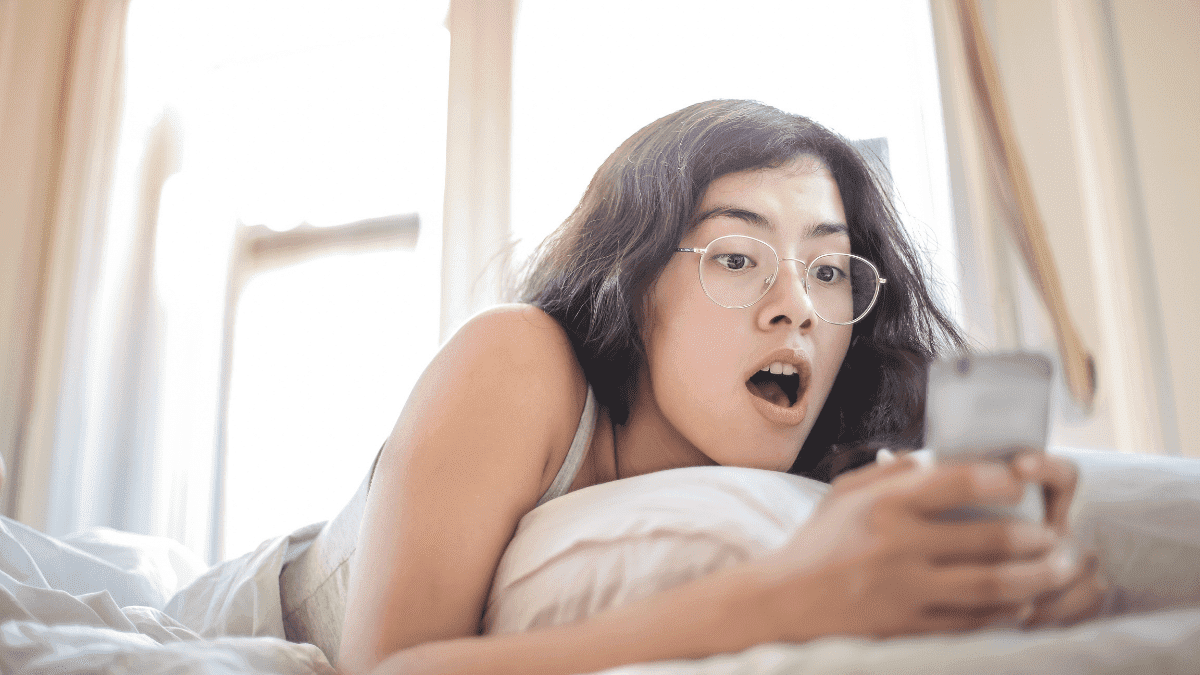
[614,376,719,479]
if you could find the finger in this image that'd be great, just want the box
[1014,452,1078,532]
[883,462,1025,516]
[918,603,1028,634]
[918,519,1058,565]
[1023,550,1108,628]
[929,545,1080,607]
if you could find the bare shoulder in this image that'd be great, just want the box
[449,303,578,371]
[388,303,586,503]
[339,303,587,671]
[424,304,584,434]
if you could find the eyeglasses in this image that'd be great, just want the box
[674,234,886,325]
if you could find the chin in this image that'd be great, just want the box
[718,421,812,473]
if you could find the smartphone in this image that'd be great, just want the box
[925,352,1054,521]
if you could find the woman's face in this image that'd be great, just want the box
[640,157,854,471]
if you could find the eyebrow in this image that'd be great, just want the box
[692,205,849,239]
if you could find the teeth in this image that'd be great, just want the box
[759,362,797,376]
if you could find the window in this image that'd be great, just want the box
[120,0,449,560]
[114,0,958,561]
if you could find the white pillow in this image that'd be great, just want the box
[482,466,827,635]
[483,450,1200,636]
[1055,446,1200,614]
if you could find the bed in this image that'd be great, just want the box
[2,446,1198,674]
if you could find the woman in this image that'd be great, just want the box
[337,100,1104,675]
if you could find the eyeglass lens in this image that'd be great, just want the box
[698,235,879,323]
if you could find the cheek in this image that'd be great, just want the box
[817,329,853,393]
[645,272,745,403]
[663,328,743,389]
[650,304,737,380]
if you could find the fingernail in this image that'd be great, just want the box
[911,449,935,472]
[876,448,896,466]
[1050,546,1079,579]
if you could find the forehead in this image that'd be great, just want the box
[692,157,849,241]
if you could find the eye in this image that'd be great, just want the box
[810,263,849,284]
[711,252,756,272]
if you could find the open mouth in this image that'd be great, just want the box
[747,370,802,408]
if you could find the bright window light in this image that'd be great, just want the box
[117,0,955,561]
[223,250,438,558]
[120,0,449,560]
[511,0,960,321]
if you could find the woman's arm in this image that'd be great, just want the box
[366,559,776,675]
[338,305,1088,675]
[357,455,1084,675]
[342,302,787,675]
[338,305,593,673]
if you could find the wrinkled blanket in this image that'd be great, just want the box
[0,517,333,674]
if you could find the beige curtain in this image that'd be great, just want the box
[0,0,132,528]
[929,0,1184,454]
[953,0,1097,411]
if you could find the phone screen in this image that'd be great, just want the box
[926,352,1053,463]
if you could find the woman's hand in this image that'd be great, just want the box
[1011,452,1108,627]
[752,455,1085,642]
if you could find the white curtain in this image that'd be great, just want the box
[439,0,517,341]
[53,108,183,538]
[0,0,198,537]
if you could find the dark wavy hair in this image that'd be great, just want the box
[516,100,966,481]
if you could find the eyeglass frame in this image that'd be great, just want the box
[674,234,887,325]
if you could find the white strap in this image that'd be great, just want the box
[535,386,597,507]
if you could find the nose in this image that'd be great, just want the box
[755,258,817,330]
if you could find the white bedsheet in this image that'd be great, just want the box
[0,517,334,675]
[2,447,1199,674]
[590,608,1200,675]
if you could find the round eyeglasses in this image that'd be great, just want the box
[675,234,887,325]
